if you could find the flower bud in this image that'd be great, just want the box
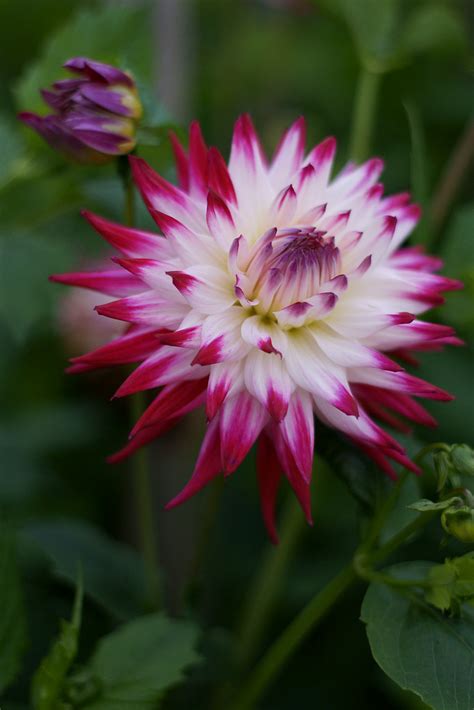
[450,445,474,477]
[442,507,474,543]
[18,57,142,164]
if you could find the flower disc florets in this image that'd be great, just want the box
[51,115,462,541]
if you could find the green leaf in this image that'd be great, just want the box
[83,613,200,709]
[408,496,463,512]
[21,519,148,621]
[0,531,27,692]
[361,561,474,710]
[31,572,83,710]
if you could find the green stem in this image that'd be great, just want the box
[430,115,474,240]
[230,564,357,710]
[232,508,436,709]
[360,470,409,553]
[369,511,436,566]
[349,67,382,163]
[236,496,306,670]
[129,390,161,609]
[121,159,161,609]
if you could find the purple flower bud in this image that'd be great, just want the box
[18,57,142,164]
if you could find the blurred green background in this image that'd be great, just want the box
[0,1,473,708]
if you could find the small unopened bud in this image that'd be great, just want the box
[18,57,142,164]
[442,507,474,544]
[451,445,474,477]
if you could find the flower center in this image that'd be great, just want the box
[249,227,341,311]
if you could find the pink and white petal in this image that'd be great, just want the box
[151,210,220,267]
[206,191,237,249]
[165,418,222,509]
[272,426,313,523]
[310,324,402,370]
[319,274,348,296]
[244,349,294,421]
[342,215,397,271]
[188,120,209,196]
[50,268,144,297]
[279,390,314,482]
[352,384,437,428]
[207,146,237,205]
[313,397,396,450]
[108,416,181,464]
[284,330,358,416]
[206,360,244,419]
[113,258,184,297]
[275,292,338,329]
[167,265,235,314]
[269,117,306,188]
[69,327,162,370]
[317,209,351,236]
[130,378,208,437]
[157,326,202,349]
[297,201,327,226]
[347,368,453,401]
[194,309,249,365]
[130,156,206,233]
[169,131,189,191]
[241,315,288,355]
[257,433,283,543]
[302,136,337,194]
[228,235,250,275]
[96,291,188,328]
[327,158,384,205]
[114,346,203,397]
[82,210,173,260]
[270,185,297,226]
[389,247,443,273]
[219,392,267,474]
[324,300,414,339]
[377,191,411,213]
[234,273,259,308]
[228,115,274,236]
[361,320,456,351]
[387,204,422,252]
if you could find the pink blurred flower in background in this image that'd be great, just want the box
[57,260,125,355]
[52,116,462,541]
[19,57,142,164]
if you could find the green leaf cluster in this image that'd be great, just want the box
[425,553,474,614]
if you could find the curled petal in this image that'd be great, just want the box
[244,349,294,421]
[279,391,314,482]
[220,392,267,474]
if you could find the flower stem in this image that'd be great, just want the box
[349,67,382,163]
[430,115,474,240]
[236,495,306,670]
[232,488,436,708]
[231,564,357,710]
[129,389,161,609]
[120,157,161,609]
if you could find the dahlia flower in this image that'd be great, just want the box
[52,116,461,541]
[19,57,142,164]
